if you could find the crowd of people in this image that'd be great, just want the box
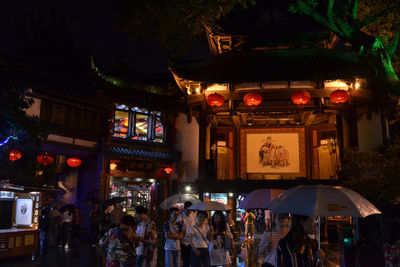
[39,200,326,267]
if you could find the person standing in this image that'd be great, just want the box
[61,207,73,249]
[244,210,256,239]
[189,211,212,267]
[135,206,157,267]
[89,202,101,246]
[99,215,138,267]
[164,207,183,267]
[258,214,290,267]
[179,201,196,267]
[209,211,233,267]
[111,203,124,227]
[48,206,61,246]
[276,215,326,267]
[72,207,82,243]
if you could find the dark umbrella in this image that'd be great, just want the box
[102,197,127,209]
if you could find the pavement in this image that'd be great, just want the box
[0,233,383,267]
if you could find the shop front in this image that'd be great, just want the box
[0,183,42,259]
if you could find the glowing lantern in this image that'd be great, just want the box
[243,92,263,106]
[164,167,173,174]
[206,93,225,107]
[67,157,82,167]
[110,162,117,170]
[9,150,22,162]
[330,89,350,104]
[291,91,311,105]
[123,118,129,127]
[37,153,54,165]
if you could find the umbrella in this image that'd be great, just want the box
[239,188,284,209]
[160,194,202,210]
[266,185,381,249]
[50,199,67,208]
[103,197,127,209]
[189,201,232,211]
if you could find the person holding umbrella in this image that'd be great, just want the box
[276,215,325,267]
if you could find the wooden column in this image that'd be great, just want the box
[199,102,208,180]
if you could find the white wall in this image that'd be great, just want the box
[175,113,199,182]
[357,111,383,152]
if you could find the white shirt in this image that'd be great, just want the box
[189,224,209,249]
[179,212,196,246]
[164,222,181,250]
[136,220,152,256]
[62,211,72,223]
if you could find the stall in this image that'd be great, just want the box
[0,182,41,259]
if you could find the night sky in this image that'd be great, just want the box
[0,0,208,74]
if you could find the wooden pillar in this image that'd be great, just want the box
[199,102,208,180]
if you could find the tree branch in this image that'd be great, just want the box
[385,33,399,59]
[296,0,343,36]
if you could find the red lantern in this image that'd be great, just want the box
[110,162,117,170]
[67,157,82,167]
[243,92,263,106]
[9,150,22,162]
[206,93,225,107]
[164,167,173,174]
[291,91,311,105]
[37,153,54,165]
[330,89,350,104]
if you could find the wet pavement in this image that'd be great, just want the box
[0,234,383,267]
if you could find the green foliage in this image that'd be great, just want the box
[342,145,400,207]
[0,79,50,183]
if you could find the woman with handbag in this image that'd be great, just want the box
[210,211,233,266]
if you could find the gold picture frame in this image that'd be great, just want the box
[240,127,306,179]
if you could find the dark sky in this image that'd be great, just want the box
[0,0,208,74]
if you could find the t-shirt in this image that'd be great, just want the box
[189,224,209,249]
[164,222,181,250]
[135,220,156,256]
[179,212,196,246]
[62,211,72,223]
[245,212,256,225]
[209,240,231,265]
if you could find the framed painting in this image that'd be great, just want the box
[240,127,306,178]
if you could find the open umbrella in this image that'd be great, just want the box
[266,185,381,249]
[239,188,284,209]
[103,197,127,209]
[160,194,202,210]
[189,201,231,211]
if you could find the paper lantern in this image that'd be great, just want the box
[164,167,173,174]
[37,153,54,165]
[243,92,263,106]
[291,91,311,105]
[110,162,117,170]
[9,150,22,162]
[330,89,350,104]
[67,157,82,167]
[206,93,225,107]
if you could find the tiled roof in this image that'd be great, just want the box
[106,146,176,162]
[169,48,366,83]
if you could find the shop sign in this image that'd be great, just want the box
[0,191,15,199]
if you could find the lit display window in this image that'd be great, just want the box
[112,103,165,143]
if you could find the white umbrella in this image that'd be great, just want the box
[266,185,381,249]
[160,194,202,210]
[189,201,232,211]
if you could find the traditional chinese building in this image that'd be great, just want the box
[169,2,385,215]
